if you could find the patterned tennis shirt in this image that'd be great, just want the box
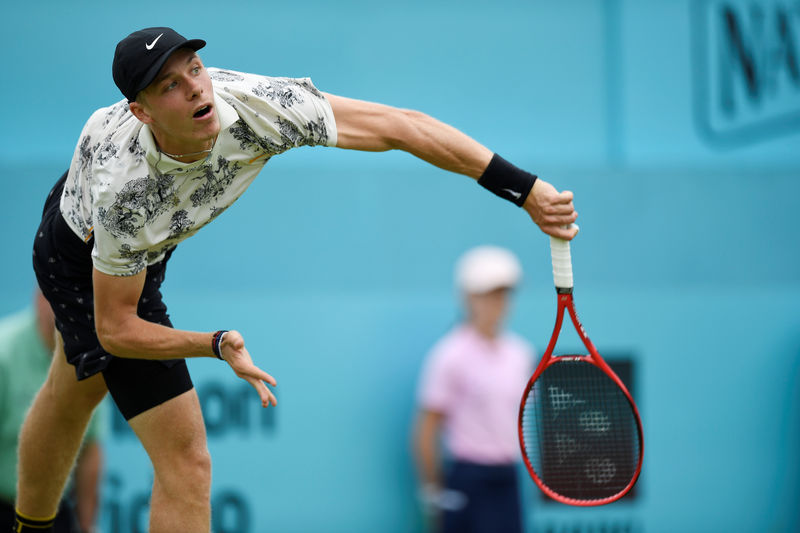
[60,68,337,276]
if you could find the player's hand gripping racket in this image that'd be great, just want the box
[518,227,643,505]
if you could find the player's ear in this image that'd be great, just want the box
[128,99,153,124]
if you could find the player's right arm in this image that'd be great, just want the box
[92,267,277,407]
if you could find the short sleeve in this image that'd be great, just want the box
[417,341,459,414]
[211,70,337,154]
[61,106,122,242]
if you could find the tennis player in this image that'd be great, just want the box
[15,27,578,533]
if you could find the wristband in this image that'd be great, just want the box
[212,330,228,360]
[477,154,537,207]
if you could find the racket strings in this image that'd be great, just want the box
[521,359,641,502]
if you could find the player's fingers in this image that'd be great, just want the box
[540,211,578,227]
[567,224,579,239]
[561,211,578,224]
[263,384,278,407]
[543,224,579,240]
[257,380,278,408]
[237,365,277,387]
[246,376,278,407]
[545,201,576,216]
[257,369,277,387]
[241,363,276,386]
[554,190,574,203]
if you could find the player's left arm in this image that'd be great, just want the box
[323,93,578,239]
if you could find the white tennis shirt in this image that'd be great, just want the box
[417,325,535,465]
[60,68,337,276]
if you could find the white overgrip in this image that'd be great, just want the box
[549,225,577,290]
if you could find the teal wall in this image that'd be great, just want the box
[1,1,798,532]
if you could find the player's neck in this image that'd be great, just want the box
[152,131,217,163]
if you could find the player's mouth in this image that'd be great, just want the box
[192,104,214,120]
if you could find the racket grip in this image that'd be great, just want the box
[550,225,576,290]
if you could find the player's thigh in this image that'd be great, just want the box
[127,387,208,469]
[102,355,202,468]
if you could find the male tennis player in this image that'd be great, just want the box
[15,27,578,533]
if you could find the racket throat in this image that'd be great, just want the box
[531,296,571,377]
[540,293,601,369]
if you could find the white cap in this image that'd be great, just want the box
[455,246,522,294]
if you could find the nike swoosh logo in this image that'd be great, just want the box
[145,33,164,50]
[501,188,522,199]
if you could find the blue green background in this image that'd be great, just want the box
[1,1,798,531]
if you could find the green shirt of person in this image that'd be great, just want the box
[0,294,106,533]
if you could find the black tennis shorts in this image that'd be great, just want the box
[32,171,193,420]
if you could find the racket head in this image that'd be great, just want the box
[518,355,643,506]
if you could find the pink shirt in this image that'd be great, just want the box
[417,325,535,465]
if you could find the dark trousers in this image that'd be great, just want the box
[442,461,523,533]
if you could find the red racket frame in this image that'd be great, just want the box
[517,290,644,506]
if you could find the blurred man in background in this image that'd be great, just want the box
[414,246,534,533]
[0,291,105,533]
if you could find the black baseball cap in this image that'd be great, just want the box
[113,27,206,102]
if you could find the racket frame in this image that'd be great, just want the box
[518,288,645,506]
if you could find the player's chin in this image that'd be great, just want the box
[192,116,220,138]
[190,130,218,148]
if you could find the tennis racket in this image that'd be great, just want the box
[518,228,643,505]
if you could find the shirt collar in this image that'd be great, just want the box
[215,90,238,129]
